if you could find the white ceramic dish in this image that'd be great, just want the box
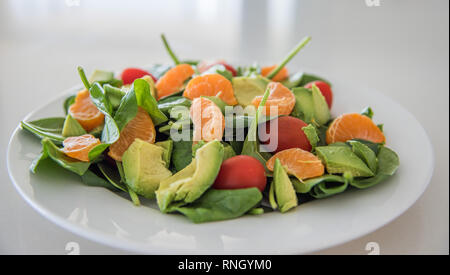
[7,78,434,254]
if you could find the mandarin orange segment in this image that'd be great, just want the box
[190,97,225,142]
[108,107,156,161]
[63,134,102,162]
[68,89,105,132]
[326,113,386,144]
[251,82,295,116]
[155,64,194,100]
[266,148,325,180]
[261,65,289,82]
[183,74,238,106]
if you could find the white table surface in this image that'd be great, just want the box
[0,0,448,255]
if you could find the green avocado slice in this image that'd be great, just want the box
[316,146,374,177]
[273,158,298,213]
[156,140,224,212]
[232,76,270,107]
[122,139,172,199]
[62,114,87,137]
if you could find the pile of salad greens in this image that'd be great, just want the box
[21,34,399,223]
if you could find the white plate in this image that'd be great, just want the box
[7,79,434,254]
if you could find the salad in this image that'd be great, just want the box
[21,34,399,223]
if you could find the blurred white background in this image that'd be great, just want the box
[0,0,448,254]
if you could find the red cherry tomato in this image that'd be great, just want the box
[121,68,157,85]
[198,61,238,77]
[258,116,312,153]
[305,81,333,108]
[213,155,267,192]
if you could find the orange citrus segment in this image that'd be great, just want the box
[155,64,194,100]
[68,89,105,132]
[108,107,156,161]
[183,74,238,106]
[63,134,101,162]
[266,148,325,180]
[251,82,295,116]
[190,97,225,142]
[326,113,386,144]
[261,65,289,82]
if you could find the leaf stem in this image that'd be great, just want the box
[266,36,312,79]
[161,34,181,65]
[77,66,91,90]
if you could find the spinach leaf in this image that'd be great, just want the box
[89,83,120,144]
[292,174,346,193]
[297,73,332,87]
[133,78,168,125]
[361,107,374,119]
[147,64,172,79]
[171,188,262,223]
[351,146,400,189]
[113,88,138,131]
[103,84,126,110]
[280,71,304,89]
[348,140,378,173]
[21,117,66,144]
[63,95,76,114]
[201,64,233,81]
[241,86,272,169]
[171,139,193,172]
[34,138,91,176]
[266,36,311,80]
[302,124,320,150]
[157,96,191,115]
[81,169,118,190]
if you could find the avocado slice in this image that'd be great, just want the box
[141,75,157,99]
[122,139,172,199]
[291,86,330,125]
[62,114,87,137]
[311,84,331,125]
[273,158,298,213]
[156,140,224,212]
[291,87,315,123]
[155,140,174,168]
[315,146,374,177]
[232,76,270,107]
[89,70,114,84]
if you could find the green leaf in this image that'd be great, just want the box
[89,83,120,144]
[171,188,262,223]
[97,163,127,192]
[171,140,193,172]
[103,84,126,110]
[40,138,91,176]
[157,96,191,116]
[133,78,168,125]
[302,124,320,150]
[348,140,378,173]
[63,95,76,114]
[351,146,400,189]
[113,89,138,131]
[241,85,273,170]
[297,73,332,87]
[292,174,346,193]
[21,118,66,144]
[201,64,233,82]
[81,169,117,190]
[361,107,374,119]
